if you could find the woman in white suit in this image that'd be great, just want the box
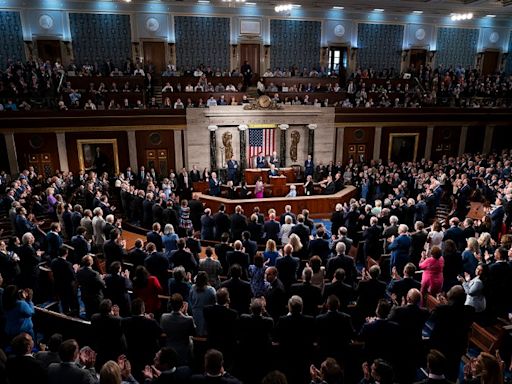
[459,263,486,314]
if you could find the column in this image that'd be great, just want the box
[208,125,218,171]
[238,125,248,172]
[174,130,184,170]
[279,124,288,167]
[373,126,382,161]
[56,133,69,172]
[482,125,494,154]
[127,131,138,172]
[336,127,345,163]
[307,124,316,159]
[424,125,434,160]
[4,133,19,176]
[458,126,468,157]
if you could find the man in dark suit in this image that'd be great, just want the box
[417,349,454,384]
[103,229,127,268]
[389,288,429,383]
[214,233,233,273]
[358,299,402,370]
[214,205,231,241]
[6,333,48,384]
[190,349,241,383]
[256,152,266,169]
[50,247,78,315]
[226,241,250,279]
[128,239,147,268]
[387,262,421,304]
[147,222,163,252]
[71,205,83,236]
[47,339,97,384]
[356,265,387,318]
[230,205,248,241]
[263,212,281,243]
[316,295,355,363]
[137,166,147,188]
[241,231,258,263]
[323,268,355,311]
[169,238,197,274]
[178,168,193,200]
[269,151,280,167]
[236,298,274,383]
[382,215,399,239]
[279,205,296,225]
[203,288,238,365]
[320,175,336,195]
[162,200,179,230]
[387,224,412,274]
[275,244,300,291]
[264,267,287,321]
[151,197,165,227]
[46,222,64,260]
[490,197,505,241]
[326,242,357,285]
[143,347,193,383]
[308,227,331,263]
[142,194,155,228]
[144,242,170,293]
[429,285,474,381]
[188,194,204,232]
[209,172,222,197]
[123,299,163,380]
[363,217,382,261]
[488,247,512,318]
[190,165,201,183]
[443,217,466,251]
[70,226,91,264]
[76,255,105,319]
[304,154,314,177]
[226,155,239,183]
[290,214,311,251]
[274,295,315,383]
[289,267,322,316]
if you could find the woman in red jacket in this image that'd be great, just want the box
[133,265,162,315]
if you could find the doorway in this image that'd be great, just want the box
[143,41,166,73]
[240,43,260,76]
[328,47,348,76]
[409,49,427,71]
[36,40,61,63]
[482,51,499,75]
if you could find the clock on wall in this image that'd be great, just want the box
[415,28,426,41]
[334,24,345,37]
[39,14,54,30]
[146,17,160,32]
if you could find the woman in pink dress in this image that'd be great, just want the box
[419,245,444,297]
[254,176,264,199]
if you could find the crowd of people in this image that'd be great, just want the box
[2,55,512,111]
[0,147,511,383]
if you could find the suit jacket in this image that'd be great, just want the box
[275,313,315,364]
[388,234,411,269]
[145,252,170,288]
[128,247,147,268]
[356,278,387,316]
[304,160,314,176]
[122,315,162,371]
[444,226,466,252]
[203,304,238,351]
[48,362,96,384]
[247,223,263,245]
[275,255,300,289]
[76,266,105,303]
[316,310,355,359]
[214,243,233,273]
[330,211,344,238]
[103,239,127,267]
[221,278,253,315]
[359,318,402,364]
[308,238,331,263]
[91,313,126,365]
[242,239,258,262]
[387,277,421,304]
[290,223,310,250]
[50,257,75,293]
[389,304,429,355]
[265,278,287,320]
[169,249,197,274]
[279,211,296,225]
[153,367,193,384]
[46,231,63,259]
[363,225,382,258]
[230,213,248,241]
[160,312,196,364]
[263,220,281,242]
[6,355,48,384]
[289,282,322,316]
[326,254,357,285]
[323,281,355,310]
[70,235,90,263]
[226,250,250,275]
[237,314,273,357]
[147,230,164,252]
[209,178,222,197]
[213,212,230,240]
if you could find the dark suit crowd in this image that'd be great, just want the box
[0,149,511,384]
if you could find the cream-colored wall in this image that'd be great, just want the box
[185,105,336,170]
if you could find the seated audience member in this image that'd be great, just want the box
[47,339,97,383]
[191,349,242,383]
[35,333,63,369]
[143,347,193,383]
[6,333,47,384]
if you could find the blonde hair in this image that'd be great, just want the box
[288,233,303,252]
[266,239,277,252]
[467,237,479,253]
[99,361,122,384]
[477,232,491,247]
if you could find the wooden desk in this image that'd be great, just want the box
[245,168,296,184]
[198,186,357,218]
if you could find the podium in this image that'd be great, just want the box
[245,168,296,184]
[269,176,287,197]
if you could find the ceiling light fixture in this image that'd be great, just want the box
[373,8,384,12]
[485,14,496,18]
[275,4,293,12]
[333,6,344,9]
[450,12,473,21]
[412,10,423,14]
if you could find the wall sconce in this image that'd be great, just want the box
[350,47,358,60]
[231,44,238,57]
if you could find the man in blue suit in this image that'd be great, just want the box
[256,152,266,168]
[387,224,411,274]
[304,154,314,177]
[209,172,222,197]
[227,155,239,184]
[490,197,505,241]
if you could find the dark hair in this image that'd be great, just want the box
[110,261,122,274]
[326,295,340,311]
[262,371,288,384]
[131,298,145,315]
[221,232,230,242]
[216,288,230,306]
[205,247,213,258]
[204,349,224,375]
[310,256,322,273]
[99,299,112,314]
[11,333,32,356]
[229,264,242,279]
[59,246,68,258]
[195,271,209,290]
[58,339,79,362]
[430,246,442,260]
[427,349,447,376]
[158,347,178,369]
[169,293,184,312]
[254,253,264,268]
[372,359,394,384]
[376,299,391,318]
[133,266,149,288]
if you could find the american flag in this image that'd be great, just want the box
[248,128,275,158]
